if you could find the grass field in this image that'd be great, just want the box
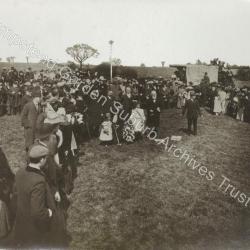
[1,108,250,250]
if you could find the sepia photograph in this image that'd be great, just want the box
[0,0,250,249]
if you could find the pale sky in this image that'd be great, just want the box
[0,0,250,66]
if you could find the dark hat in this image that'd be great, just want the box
[32,87,41,98]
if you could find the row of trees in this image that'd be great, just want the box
[194,58,250,83]
[65,43,166,69]
[1,43,250,82]
[1,41,161,69]
[0,56,30,64]
[94,63,137,79]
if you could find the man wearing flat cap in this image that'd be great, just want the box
[12,144,56,248]
[21,87,42,152]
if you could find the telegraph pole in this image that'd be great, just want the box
[109,40,114,83]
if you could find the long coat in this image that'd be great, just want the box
[120,94,133,122]
[21,101,40,149]
[121,94,133,114]
[0,147,15,239]
[0,147,14,203]
[146,98,161,128]
[183,99,201,119]
[12,166,56,248]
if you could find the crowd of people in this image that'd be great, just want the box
[1,67,250,123]
[0,65,250,248]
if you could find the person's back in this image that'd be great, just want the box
[21,94,32,110]
[14,167,51,247]
[12,144,54,248]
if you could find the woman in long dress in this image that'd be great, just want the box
[213,95,222,115]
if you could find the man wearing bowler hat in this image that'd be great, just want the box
[182,92,201,135]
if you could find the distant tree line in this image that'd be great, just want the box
[236,67,250,81]
[94,63,137,79]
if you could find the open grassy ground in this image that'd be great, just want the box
[1,109,250,250]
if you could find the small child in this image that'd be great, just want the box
[99,113,113,146]
[214,95,222,116]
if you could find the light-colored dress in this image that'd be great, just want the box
[99,121,113,142]
[129,108,146,132]
[218,90,227,114]
[214,96,222,113]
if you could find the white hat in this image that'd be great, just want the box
[44,111,65,124]
[57,81,65,87]
[24,81,31,86]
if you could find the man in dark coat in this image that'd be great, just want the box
[120,86,133,121]
[12,144,55,248]
[103,90,115,115]
[21,87,41,151]
[146,90,161,134]
[0,146,15,205]
[20,86,32,111]
[0,146,15,240]
[182,92,201,135]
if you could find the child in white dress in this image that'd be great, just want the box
[99,113,113,146]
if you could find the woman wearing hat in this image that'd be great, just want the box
[35,108,65,196]
[35,109,69,247]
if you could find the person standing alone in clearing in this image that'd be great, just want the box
[182,92,201,135]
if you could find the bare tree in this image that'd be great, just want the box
[161,61,165,67]
[210,58,225,68]
[66,43,99,69]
